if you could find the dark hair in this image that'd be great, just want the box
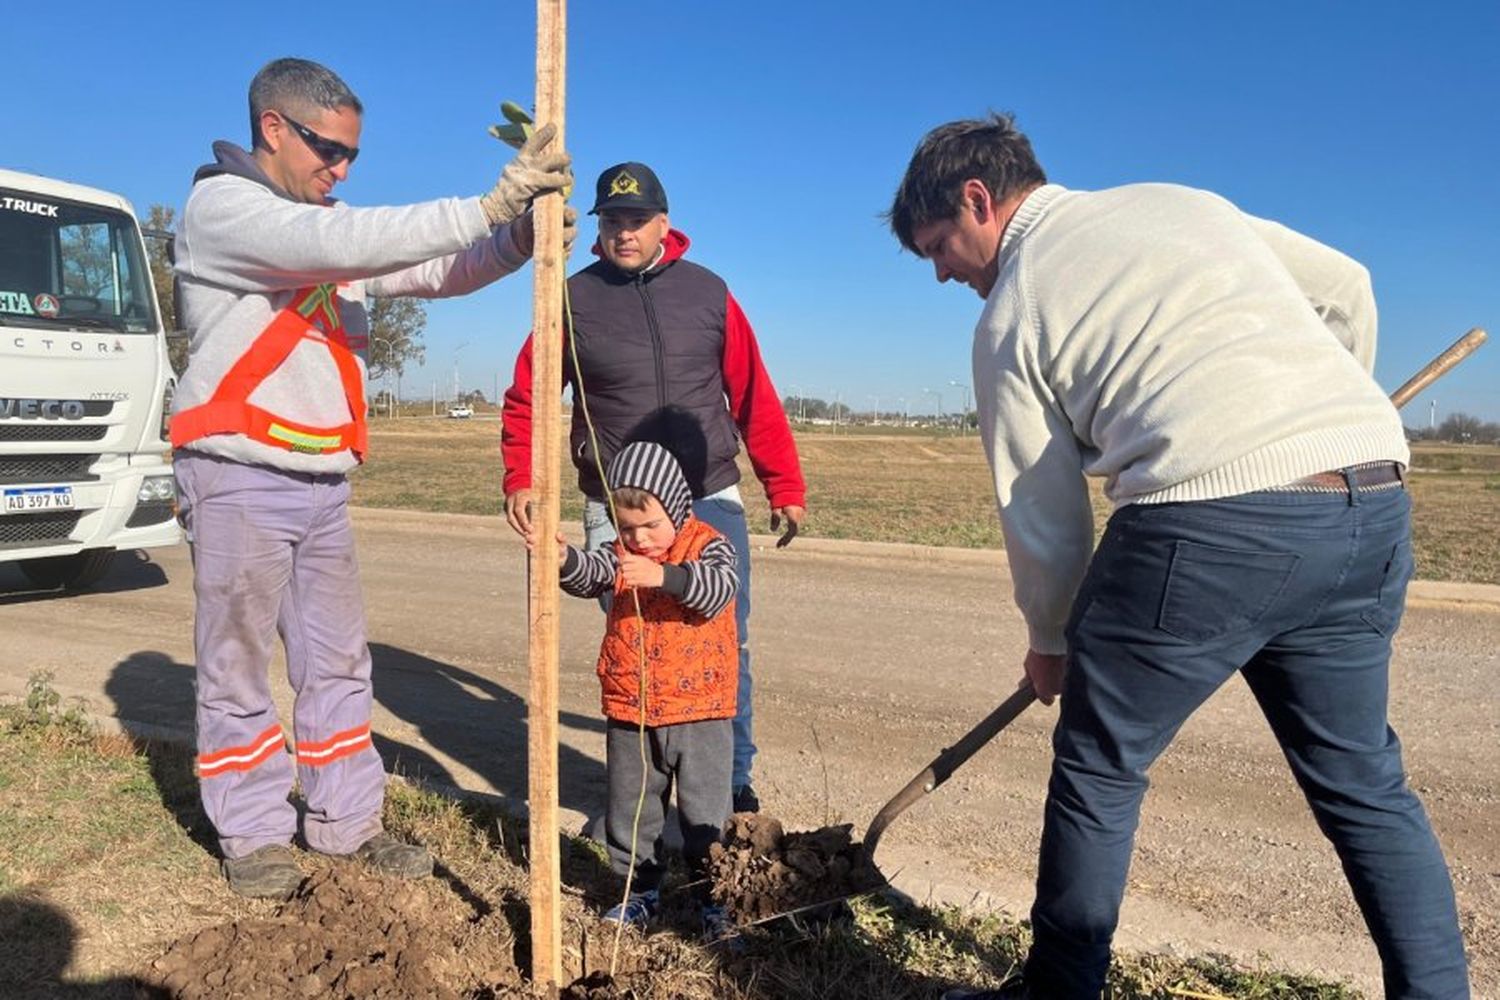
[248,57,363,151]
[886,112,1047,255]
[611,485,658,513]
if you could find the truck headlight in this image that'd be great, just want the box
[137,475,177,504]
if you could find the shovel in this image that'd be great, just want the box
[861,326,1488,863]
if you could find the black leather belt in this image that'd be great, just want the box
[1279,462,1405,493]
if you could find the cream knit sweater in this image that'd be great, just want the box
[974,183,1408,654]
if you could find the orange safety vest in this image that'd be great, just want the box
[172,284,368,459]
[597,517,739,727]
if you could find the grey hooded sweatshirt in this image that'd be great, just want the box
[172,141,529,474]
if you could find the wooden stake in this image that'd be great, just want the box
[528,0,566,990]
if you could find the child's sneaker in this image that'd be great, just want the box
[700,904,743,951]
[602,888,659,928]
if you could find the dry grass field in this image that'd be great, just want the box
[354,418,1500,585]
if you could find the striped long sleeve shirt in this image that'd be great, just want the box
[559,531,738,620]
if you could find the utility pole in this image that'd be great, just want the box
[452,341,468,406]
[370,335,395,417]
[923,387,943,429]
[430,381,436,417]
[950,379,971,437]
[1430,399,1436,430]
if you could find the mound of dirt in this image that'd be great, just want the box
[707,813,886,926]
[144,864,517,999]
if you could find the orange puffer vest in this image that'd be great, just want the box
[597,517,738,726]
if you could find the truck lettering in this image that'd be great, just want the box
[0,398,87,420]
[1,196,60,217]
[0,290,36,314]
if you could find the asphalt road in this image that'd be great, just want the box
[2,506,1496,996]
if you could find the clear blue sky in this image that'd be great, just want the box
[6,1,1496,421]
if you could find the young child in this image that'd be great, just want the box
[553,441,739,939]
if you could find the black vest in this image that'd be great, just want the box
[564,256,741,500]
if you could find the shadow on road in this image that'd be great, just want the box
[102,651,215,853]
[369,642,609,828]
[0,549,170,604]
[0,892,167,998]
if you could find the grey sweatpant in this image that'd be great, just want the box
[605,718,732,893]
[176,450,385,860]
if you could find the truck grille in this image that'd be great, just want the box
[0,454,100,485]
[0,510,81,550]
[126,502,176,528]
[0,425,109,443]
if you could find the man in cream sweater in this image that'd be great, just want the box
[173,57,572,899]
[889,115,1468,999]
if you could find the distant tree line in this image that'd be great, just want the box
[781,395,978,429]
[1406,412,1500,445]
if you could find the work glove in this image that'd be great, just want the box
[511,204,579,258]
[480,122,572,227]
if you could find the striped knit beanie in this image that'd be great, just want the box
[606,441,693,529]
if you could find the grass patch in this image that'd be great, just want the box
[0,677,1360,998]
[354,423,1500,585]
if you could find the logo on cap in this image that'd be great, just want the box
[608,170,642,198]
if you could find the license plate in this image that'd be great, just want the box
[2,486,75,514]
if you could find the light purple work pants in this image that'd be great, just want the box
[175,450,384,860]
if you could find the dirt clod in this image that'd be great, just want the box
[708,813,886,925]
[144,864,515,999]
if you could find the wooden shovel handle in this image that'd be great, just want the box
[1389,327,1487,411]
[864,681,1038,859]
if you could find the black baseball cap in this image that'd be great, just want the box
[589,161,668,216]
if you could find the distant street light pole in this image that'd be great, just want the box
[370,335,396,417]
[923,387,943,429]
[452,342,469,406]
[949,380,971,437]
[868,393,881,426]
[896,395,907,427]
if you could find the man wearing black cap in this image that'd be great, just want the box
[501,162,806,814]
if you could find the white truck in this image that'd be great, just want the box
[0,168,181,590]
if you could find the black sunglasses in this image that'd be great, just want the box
[279,111,360,166]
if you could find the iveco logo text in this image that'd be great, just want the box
[2,197,60,217]
[0,398,86,420]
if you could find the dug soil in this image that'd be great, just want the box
[142,812,881,999]
[709,813,886,925]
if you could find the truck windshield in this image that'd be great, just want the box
[0,187,158,334]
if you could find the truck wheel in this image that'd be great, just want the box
[19,549,117,591]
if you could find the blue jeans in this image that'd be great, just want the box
[584,485,756,789]
[1026,484,1468,999]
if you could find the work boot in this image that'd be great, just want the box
[351,832,432,879]
[732,783,760,814]
[941,974,1029,999]
[601,888,659,929]
[222,843,303,900]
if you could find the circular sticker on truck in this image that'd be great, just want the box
[33,293,60,318]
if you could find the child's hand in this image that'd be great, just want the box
[617,549,665,589]
[524,530,568,560]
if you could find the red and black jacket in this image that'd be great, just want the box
[502,229,805,509]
